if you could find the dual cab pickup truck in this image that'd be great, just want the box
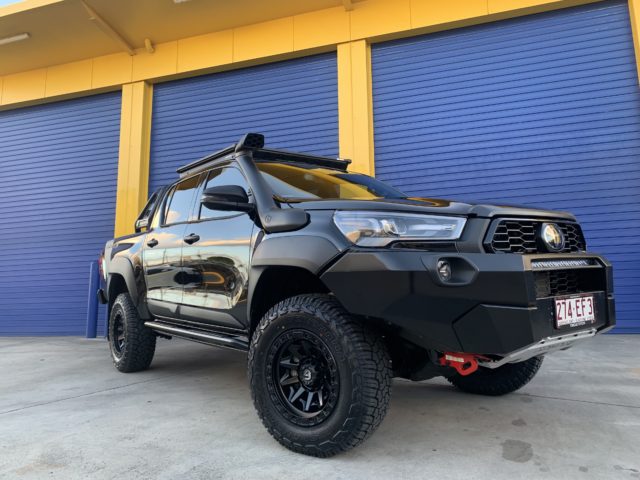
[99,133,615,457]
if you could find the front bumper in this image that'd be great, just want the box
[320,250,615,355]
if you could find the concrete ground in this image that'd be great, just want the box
[0,336,638,480]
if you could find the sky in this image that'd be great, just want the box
[0,0,22,6]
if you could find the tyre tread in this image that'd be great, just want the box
[248,294,391,457]
[110,293,156,373]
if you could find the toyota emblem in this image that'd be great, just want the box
[541,223,565,252]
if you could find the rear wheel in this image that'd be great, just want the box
[248,294,391,457]
[447,356,543,396]
[108,293,156,373]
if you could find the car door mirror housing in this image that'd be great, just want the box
[134,217,149,233]
[201,185,254,212]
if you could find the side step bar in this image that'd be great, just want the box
[144,322,249,352]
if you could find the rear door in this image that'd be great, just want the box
[143,175,199,319]
[180,165,256,330]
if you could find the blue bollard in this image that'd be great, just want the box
[86,261,99,338]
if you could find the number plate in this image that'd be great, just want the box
[555,294,596,330]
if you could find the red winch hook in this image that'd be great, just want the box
[439,352,481,376]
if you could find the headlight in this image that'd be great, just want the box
[333,211,466,247]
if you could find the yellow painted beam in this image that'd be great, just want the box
[114,81,153,237]
[629,0,640,83]
[411,0,488,27]
[234,17,294,62]
[132,41,178,82]
[350,0,411,39]
[487,0,601,15]
[337,40,375,176]
[177,30,233,73]
[0,52,132,109]
[1,68,46,104]
[489,0,567,13]
[45,59,93,97]
[92,52,133,89]
[293,6,350,51]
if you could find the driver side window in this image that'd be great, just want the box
[200,166,250,220]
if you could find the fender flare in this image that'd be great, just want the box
[246,235,343,326]
[107,255,151,319]
[107,256,138,303]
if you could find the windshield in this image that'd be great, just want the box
[256,162,406,201]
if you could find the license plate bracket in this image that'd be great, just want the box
[554,294,596,330]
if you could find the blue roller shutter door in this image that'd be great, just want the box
[372,0,640,333]
[149,53,338,192]
[0,92,121,335]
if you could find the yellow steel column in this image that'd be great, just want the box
[337,40,375,176]
[628,0,640,82]
[114,81,153,237]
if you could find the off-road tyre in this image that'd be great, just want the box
[108,293,156,373]
[248,294,392,457]
[447,356,543,396]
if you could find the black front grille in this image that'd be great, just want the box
[487,219,586,254]
[534,268,604,298]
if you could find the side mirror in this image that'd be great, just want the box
[201,185,254,212]
[134,217,149,233]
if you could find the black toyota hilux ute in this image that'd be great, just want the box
[98,133,615,457]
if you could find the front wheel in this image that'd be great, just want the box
[248,294,391,457]
[447,356,543,396]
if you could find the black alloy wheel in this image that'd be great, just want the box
[108,293,156,373]
[269,331,339,425]
[111,310,126,358]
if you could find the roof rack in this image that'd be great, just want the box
[176,133,351,177]
[254,148,351,171]
[176,144,235,175]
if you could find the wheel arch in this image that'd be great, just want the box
[107,273,128,308]
[247,234,344,336]
[248,265,330,338]
[107,256,151,320]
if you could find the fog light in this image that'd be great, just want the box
[437,260,452,281]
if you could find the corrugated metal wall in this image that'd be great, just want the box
[149,53,339,192]
[372,0,640,332]
[0,92,121,335]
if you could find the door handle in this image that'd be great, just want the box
[184,233,200,245]
[147,238,159,248]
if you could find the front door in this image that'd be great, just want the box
[180,165,256,330]
[143,174,200,319]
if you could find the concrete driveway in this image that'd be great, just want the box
[0,335,638,480]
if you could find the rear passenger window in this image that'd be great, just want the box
[163,175,199,225]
